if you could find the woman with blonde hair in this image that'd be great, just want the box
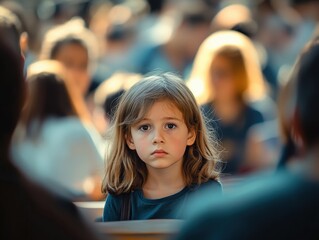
[188,30,274,174]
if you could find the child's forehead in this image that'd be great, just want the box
[139,99,184,119]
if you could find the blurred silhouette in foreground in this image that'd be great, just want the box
[175,36,319,240]
[0,7,102,240]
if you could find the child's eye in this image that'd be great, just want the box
[138,124,151,131]
[165,123,177,129]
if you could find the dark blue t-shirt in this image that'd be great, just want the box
[201,102,264,174]
[103,179,222,221]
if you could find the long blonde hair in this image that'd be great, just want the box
[187,30,266,105]
[102,73,220,194]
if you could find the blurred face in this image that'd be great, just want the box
[126,99,196,171]
[183,23,211,59]
[54,43,90,95]
[210,55,238,101]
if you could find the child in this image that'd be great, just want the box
[102,72,221,221]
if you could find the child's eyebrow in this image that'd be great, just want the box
[162,117,183,122]
[140,117,183,122]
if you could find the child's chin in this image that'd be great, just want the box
[147,159,180,169]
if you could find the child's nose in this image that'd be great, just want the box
[152,129,164,144]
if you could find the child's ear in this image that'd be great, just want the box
[125,134,136,150]
[187,128,196,146]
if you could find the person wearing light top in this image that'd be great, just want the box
[12,61,104,200]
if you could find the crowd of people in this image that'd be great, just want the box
[1,0,319,239]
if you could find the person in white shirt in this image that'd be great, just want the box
[12,60,104,200]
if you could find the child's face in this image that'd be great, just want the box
[126,99,196,171]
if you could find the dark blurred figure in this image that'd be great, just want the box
[146,0,165,13]
[0,7,103,240]
[174,37,319,240]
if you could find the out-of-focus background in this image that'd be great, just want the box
[5,0,319,201]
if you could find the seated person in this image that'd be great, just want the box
[174,36,319,240]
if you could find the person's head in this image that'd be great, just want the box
[292,37,319,149]
[167,0,216,59]
[94,72,142,126]
[188,30,266,105]
[211,4,253,33]
[1,1,31,55]
[40,18,97,96]
[210,46,249,102]
[0,6,22,56]
[102,73,219,194]
[21,60,77,138]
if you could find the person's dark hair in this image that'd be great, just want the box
[174,0,217,27]
[0,39,24,149]
[295,36,319,147]
[289,0,319,6]
[105,23,133,41]
[232,21,258,39]
[182,6,214,26]
[22,72,77,138]
[146,0,165,13]
[50,37,87,59]
[103,89,125,122]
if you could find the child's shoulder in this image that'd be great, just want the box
[202,178,222,189]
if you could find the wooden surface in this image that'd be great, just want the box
[74,201,104,221]
[95,219,184,240]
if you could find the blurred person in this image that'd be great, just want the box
[132,0,217,77]
[241,50,296,172]
[102,73,221,221]
[12,60,104,201]
[0,0,37,72]
[286,0,319,70]
[0,5,23,57]
[188,30,273,174]
[40,17,105,149]
[174,35,319,240]
[243,119,281,172]
[212,3,278,98]
[0,17,103,240]
[253,0,314,86]
[40,17,98,97]
[211,4,252,33]
[92,4,138,83]
[93,72,142,134]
